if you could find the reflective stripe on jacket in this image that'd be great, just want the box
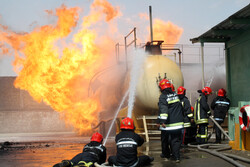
[211,96,230,120]
[179,95,192,128]
[194,94,210,125]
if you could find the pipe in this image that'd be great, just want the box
[201,42,205,88]
[161,48,182,69]
[124,36,128,71]
[178,50,182,69]
[149,6,153,42]
[134,27,137,48]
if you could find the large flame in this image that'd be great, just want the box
[0,1,119,134]
[0,1,183,135]
[152,19,183,44]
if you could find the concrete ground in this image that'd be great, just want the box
[0,133,250,167]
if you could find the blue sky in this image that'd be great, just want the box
[0,0,249,75]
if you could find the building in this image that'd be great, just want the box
[190,4,250,150]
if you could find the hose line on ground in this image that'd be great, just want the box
[188,143,247,167]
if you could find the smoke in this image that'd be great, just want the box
[181,44,226,106]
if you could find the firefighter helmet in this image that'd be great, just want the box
[202,86,212,95]
[91,132,103,143]
[159,79,171,90]
[177,86,186,95]
[120,117,135,130]
[218,88,226,97]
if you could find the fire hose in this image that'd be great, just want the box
[188,144,248,167]
[187,116,249,167]
[209,116,232,141]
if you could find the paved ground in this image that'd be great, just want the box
[0,133,250,167]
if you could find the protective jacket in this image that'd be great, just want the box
[194,93,211,125]
[178,94,192,127]
[157,88,184,130]
[71,141,106,166]
[114,130,144,167]
[211,96,230,121]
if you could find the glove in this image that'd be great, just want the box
[161,123,166,128]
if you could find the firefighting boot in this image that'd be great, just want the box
[53,160,72,167]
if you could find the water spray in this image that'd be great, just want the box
[103,90,129,146]
[127,49,146,118]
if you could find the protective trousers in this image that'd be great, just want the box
[108,155,151,167]
[184,125,197,145]
[196,124,208,144]
[214,120,223,143]
[161,129,182,160]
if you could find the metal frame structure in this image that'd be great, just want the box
[124,27,137,70]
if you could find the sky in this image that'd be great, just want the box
[0,0,249,76]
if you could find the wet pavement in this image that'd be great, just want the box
[0,134,250,167]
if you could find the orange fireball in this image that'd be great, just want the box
[0,0,183,135]
[0,1,119,135]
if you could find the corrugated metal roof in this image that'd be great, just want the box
[190,3,250,43]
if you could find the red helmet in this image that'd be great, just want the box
[177,86,186,95]
[218,88,226,97]
[91,132,103,143]
[202,86,212,95]
[159,79,171,90]
[120,117,134,130]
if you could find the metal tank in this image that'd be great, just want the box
[135,55,184,110]
[95,42,184,136]
[118,43,184,133]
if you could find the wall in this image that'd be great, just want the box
[226,29,250,107]
[0,77,74,133]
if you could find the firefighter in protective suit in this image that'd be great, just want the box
[157,79,184,162]
[211,88,230,143]
[108,117,154,167]
[177,86,193,145]
[53,132,106,167]
[194,87,212,144]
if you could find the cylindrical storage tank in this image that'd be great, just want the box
[136,55,184,110]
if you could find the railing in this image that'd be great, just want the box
[124,27,137,70]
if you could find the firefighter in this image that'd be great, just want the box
[157,79,184,162]
[194,87,212,144]
[53,132,106,167]
[108,117,154,167]
[211,88,230,143]
[177,86,193,146]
